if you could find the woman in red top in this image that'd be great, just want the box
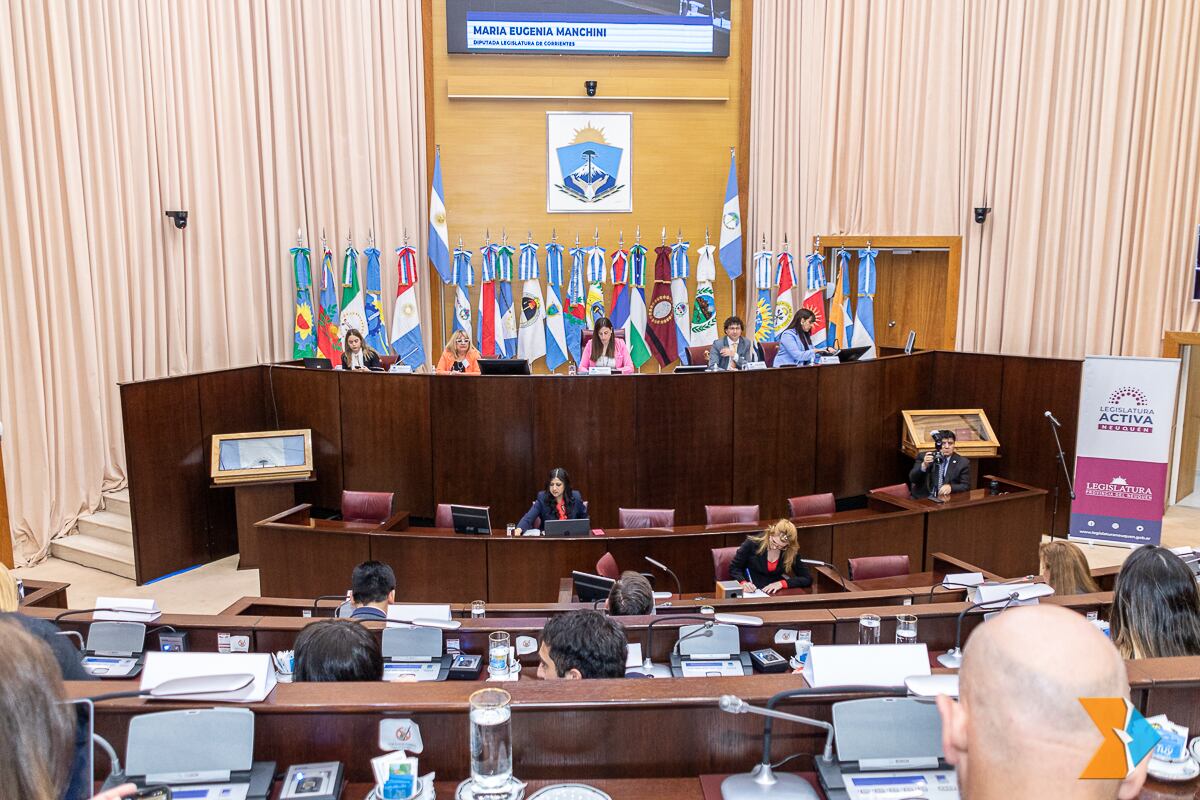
[729,520,812,594]
[514,467,587,535]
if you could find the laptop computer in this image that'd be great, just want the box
[450,504,491,535]
[544,518,591,537]
[837,346,870,363]
[302,357,333,370]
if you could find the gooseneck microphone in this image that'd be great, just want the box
[631,612,764,678]
[936,592,1020,668]
[798,558,848,591]
[1044,410,1062,427]
[645,556,682,596]
[310,594,353,618]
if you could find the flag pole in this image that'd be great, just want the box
[729,147,737,320]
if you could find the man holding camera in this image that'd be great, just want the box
[909,429,971,499]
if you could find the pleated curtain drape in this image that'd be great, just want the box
[749,0,1200,358]
[0,0,429,563]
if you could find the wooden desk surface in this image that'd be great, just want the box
[330,778,705,800]
[846,571,941,591]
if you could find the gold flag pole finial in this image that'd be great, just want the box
[296,228,304,247]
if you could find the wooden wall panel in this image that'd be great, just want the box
[339,371,434,518]
[428,2,749,368]
[931,351,1004,411]
[431,376,535,526]
[268,366,343,509]
[732,367,818,516]
[198,367,269,561]
[815,361,884,497]
[530,375,637,530]
[120,377,207,583]
[634,372,734,524]
[879,351,933,488]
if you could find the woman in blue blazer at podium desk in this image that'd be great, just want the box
[774,309,837,367]
[514,467,587,535]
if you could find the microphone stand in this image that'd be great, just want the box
[936,592,1020,668]
[798,559,848,591]
[645,556,682,596]
[630,613,762,678]
[1047,413,1075,539]
[310,594,353,618]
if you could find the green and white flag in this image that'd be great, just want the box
[627,243,652,368]
[691,244,717,346]
[340,242,367,338]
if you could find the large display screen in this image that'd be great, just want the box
[446,1,732,57]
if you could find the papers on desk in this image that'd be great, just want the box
[95,596,161,622]
[803,644,931,688]
[942,573,984,589]
[741,586,767,598]
[680,659,744,678]
[625,643,643,668]
[387,603,452,622]
[140,652,277,702]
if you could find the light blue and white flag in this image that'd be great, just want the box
[718,150,743,280]
[565,246,587,363]
[428,150,452,283]
[839,248,855,348]
[496,244,517,357]
[585,245,607,328]
[753,246,775,343]
[363,246,390,354]
[670,241,691,363]
[390,246,426,368]
[803,251,828,349]
[451,246,473,336]
[517,242,546,364]
[544,242,569,370]
[852,247,878,359]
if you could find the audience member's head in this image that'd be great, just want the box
[936,605,1146,800]
[0,618,77,800]
[0,563,19,612]
[1110,545,1200,659]
[537,610,627,680]
[294,619,384,682]
[350,560,396,609]
[607,571,654,616]
[1040,541,1100,595]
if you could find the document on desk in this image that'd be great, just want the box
[680,659,744,678]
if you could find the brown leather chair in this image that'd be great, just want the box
[580,327,627,352]
[848,555,911,581]
[379,355,398,370]
[705,504,760,525]
[686,345,710,366]
[872,483,912,499]
[787,492,836,517]
[618,507,676,529]
[436,503,491,529]
[760,341,780,367]
[341,490,395,524]
[596,552,621,580]
[712,546,739,582]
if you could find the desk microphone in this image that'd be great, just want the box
[798,559,848,591]
[310,594,354,618]
[383,617,463,630]
[630,612,763,678]
[925,581,979,603]
[645,556,683,596]
[53,607,152,622]
[718,685,907,800]
[56,629,85,650]
[936,592,1020,668]
[86,674,255,704]
[1044,410,1062,428]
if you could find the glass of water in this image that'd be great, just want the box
[895,614,918,644]
[858,614,881,645]
[471,600,487,619]
[488,631,511,674]
[469,688,513,790]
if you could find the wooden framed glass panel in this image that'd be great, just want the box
[210,429,313,484]
[901,409,999,458]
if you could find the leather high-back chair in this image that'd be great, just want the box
[686,345,710,366]
[872,483,912,499]
[580,327,627,352]
[618,507,676,529]
[787,493,836,518]
[712,547,739,582]
[760,341,780,367]
[705,504,760,525]
[341,491,395,524]
[596,552,621,580]
[436,503,492,529]
[848,555,911,581]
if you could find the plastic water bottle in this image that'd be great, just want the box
[795,631,812,667]
[568,363,577,376]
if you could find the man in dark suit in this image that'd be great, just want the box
[909,430,971,499]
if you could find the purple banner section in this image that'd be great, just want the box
[1070,455,1165,546]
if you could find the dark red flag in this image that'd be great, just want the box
[646,246,678,365]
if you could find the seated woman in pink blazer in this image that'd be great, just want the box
[578,316,635,374]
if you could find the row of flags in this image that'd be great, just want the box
[291,236,426,369]
[752,245,878,357]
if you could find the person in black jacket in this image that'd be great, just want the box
[340,328,382,371]
[909,429,971,499]
[730,520,812,594]
[515,467,587,535]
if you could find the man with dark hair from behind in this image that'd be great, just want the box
[607,571,654,616]
[537,610,627,680]
[349,560,396,620]
[294,619,384,682]
[936,604,1148,799]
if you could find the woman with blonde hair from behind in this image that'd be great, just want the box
[1038,540,1100,596]
[729,519,813,595]
[0,562,19,612]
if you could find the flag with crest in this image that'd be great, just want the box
[496,243,517,357]
[517,242,546,365]
[609,247,630,330]
[647,244,678,365]
[670,240,691,364]
[451,245,473,336]
[317,244,342,361]
[691,244,717,346]
[544,242,569,370]
[586,244,607,328]
[773,249,797,338]
[390,246,426,368]
[340,241,367,340]
[291,245,318,358]
[565,245,587,363]
[363,244,389,354]
[753,246,774,343]
[627,244,652,368]
[802,251,828,348]
[718,150,743,280]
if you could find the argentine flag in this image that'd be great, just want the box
[428,149,452,283]
[718,150,743,280]
[852,247,878,359]
[451,246,473,336]
[544,243,569,370]
[517,242,546,365]
[390,246,427,368]
[670,241,691,364]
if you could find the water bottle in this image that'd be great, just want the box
[568,363,577,376]
[795,630,812,667]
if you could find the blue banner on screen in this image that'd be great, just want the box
[446,1,732,57]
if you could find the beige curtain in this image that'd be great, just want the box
[0,0,428,563]
[750,0,1200,357]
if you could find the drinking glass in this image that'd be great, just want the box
[471,600,487,619]
[488,631,511,674]
[895,614,918,644]
[469,688,513,790]
[858,614,881,645]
